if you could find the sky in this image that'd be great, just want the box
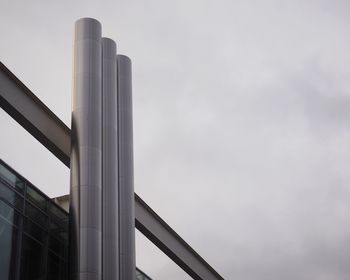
[1,0,350,279]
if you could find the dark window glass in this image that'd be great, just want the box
[50,219,68,243]
[49,202,67,223]
[26,184,46,211]
[47,252,67,280]
[0,164,24,193]
[59,230,68,244]
[49,234,67,259]
[20,234,45,280]
[0,181,23,210]
[25,202,48,229]
[0,218,19,280]
[61,261,68,279]
[23,217,47,244]
[0,200,21,227]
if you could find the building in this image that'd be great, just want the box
[0,159,152,280]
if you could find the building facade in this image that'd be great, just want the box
[0,159,151,280]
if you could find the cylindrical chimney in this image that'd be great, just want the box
[102,37,119,280]
[70,17,102,280]
[117,55,135,280]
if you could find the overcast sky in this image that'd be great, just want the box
[1,0,350,279]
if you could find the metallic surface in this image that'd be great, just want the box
[135,195,224,280]
[0,62,225,280]
[102,38,119,280]
[70,18,102,280]
[0,61,70,166]
[117,55,135,280]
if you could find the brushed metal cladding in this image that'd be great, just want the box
[70,17,102,280]
[117,55,136,280]
[101,38,119,280]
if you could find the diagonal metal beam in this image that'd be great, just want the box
[0,61,224,280]
[135,196,225,280]
[0,62,71,166]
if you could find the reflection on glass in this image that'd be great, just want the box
[49,234,67,259]
[20,234,45,280]
[49,219,68,258]
[47,252,67,280]
[0,164,24,193]
[23,217,47,244]
[49,203,67,223]
[0,213,18,280]
[0,181,23,210]
[0,160,152,280]
[25,202,48,229]
[27,184,46,211]
[0,200,21,227]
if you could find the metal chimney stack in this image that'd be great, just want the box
[102,37,119,280]
[70,18,135,280]
[70,18,103,280]
[117,55,135,280]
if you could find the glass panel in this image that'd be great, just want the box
[50,219,68,243]
[49,202,67,223]
[47,252,59,280]
[20,234,46,280]
[49,234,67,259]
[59,230,68,244]
[23,217,47,244]
[26,184,46,211]
[47,252,67,280]
[0,181,23,210]
[0,164,24,193]
[0,218,18,280]
[25,202,48,229]
[0,200,21,227]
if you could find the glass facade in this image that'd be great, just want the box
[0,160,68,280]
[0,160,152,280]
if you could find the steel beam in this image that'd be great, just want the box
[0,62,70,166]
[135,195,224,280]
[0,61,224,280]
